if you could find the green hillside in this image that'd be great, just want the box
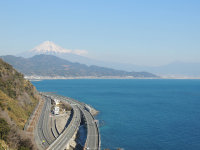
[0,58,39,149]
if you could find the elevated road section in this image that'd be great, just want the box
[36,93,82,150]
[47,105,81,150]
[81,107,99,150]
[44,93,101,150]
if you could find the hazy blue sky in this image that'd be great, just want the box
[0,0,199,66]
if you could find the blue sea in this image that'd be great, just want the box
[32,79,200,150]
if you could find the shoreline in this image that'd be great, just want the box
[27,77,200,81]
[25,76,160,80]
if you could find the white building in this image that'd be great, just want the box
[54,99,60,105]
[54,106,60,115]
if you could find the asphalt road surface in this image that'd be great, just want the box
[44,93,100,150]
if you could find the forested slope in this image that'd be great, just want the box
[0,58,40,149]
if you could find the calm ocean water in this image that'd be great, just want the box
[32,79,200,150]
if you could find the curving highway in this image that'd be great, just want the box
[80,107,99,150]
[35,96,56,149]
[45,93,101,150]
[47,104,81,150]
[35,92,100,150]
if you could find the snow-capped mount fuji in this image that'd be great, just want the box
[18,41,94,64]
[30,41,72,54]
[11,41,200,78]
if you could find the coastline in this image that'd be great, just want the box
[25,75,159,80]
[26,75,200,81]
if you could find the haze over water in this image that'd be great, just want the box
[32,79,200,150]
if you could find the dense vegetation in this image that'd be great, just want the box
[0,58,39,149]
[1,55,158,78]
[0,118,10,141]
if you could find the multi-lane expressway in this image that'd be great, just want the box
[35,96,56,149]
[47,105,81,150]
[50,94,100,150]
[35,93,100,150]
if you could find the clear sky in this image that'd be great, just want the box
[0,0,199,66]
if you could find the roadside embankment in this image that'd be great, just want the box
[85,104,99,116]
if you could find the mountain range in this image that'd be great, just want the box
[0,55,157,78]
[16,41,200,78]
[126,62,200,77]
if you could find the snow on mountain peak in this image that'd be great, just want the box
[30,41,72,54]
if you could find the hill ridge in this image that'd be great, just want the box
[0,54,158,78]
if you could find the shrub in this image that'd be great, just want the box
[18,138,33,150]
[7,106,11,111]
[0,118,10,141]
